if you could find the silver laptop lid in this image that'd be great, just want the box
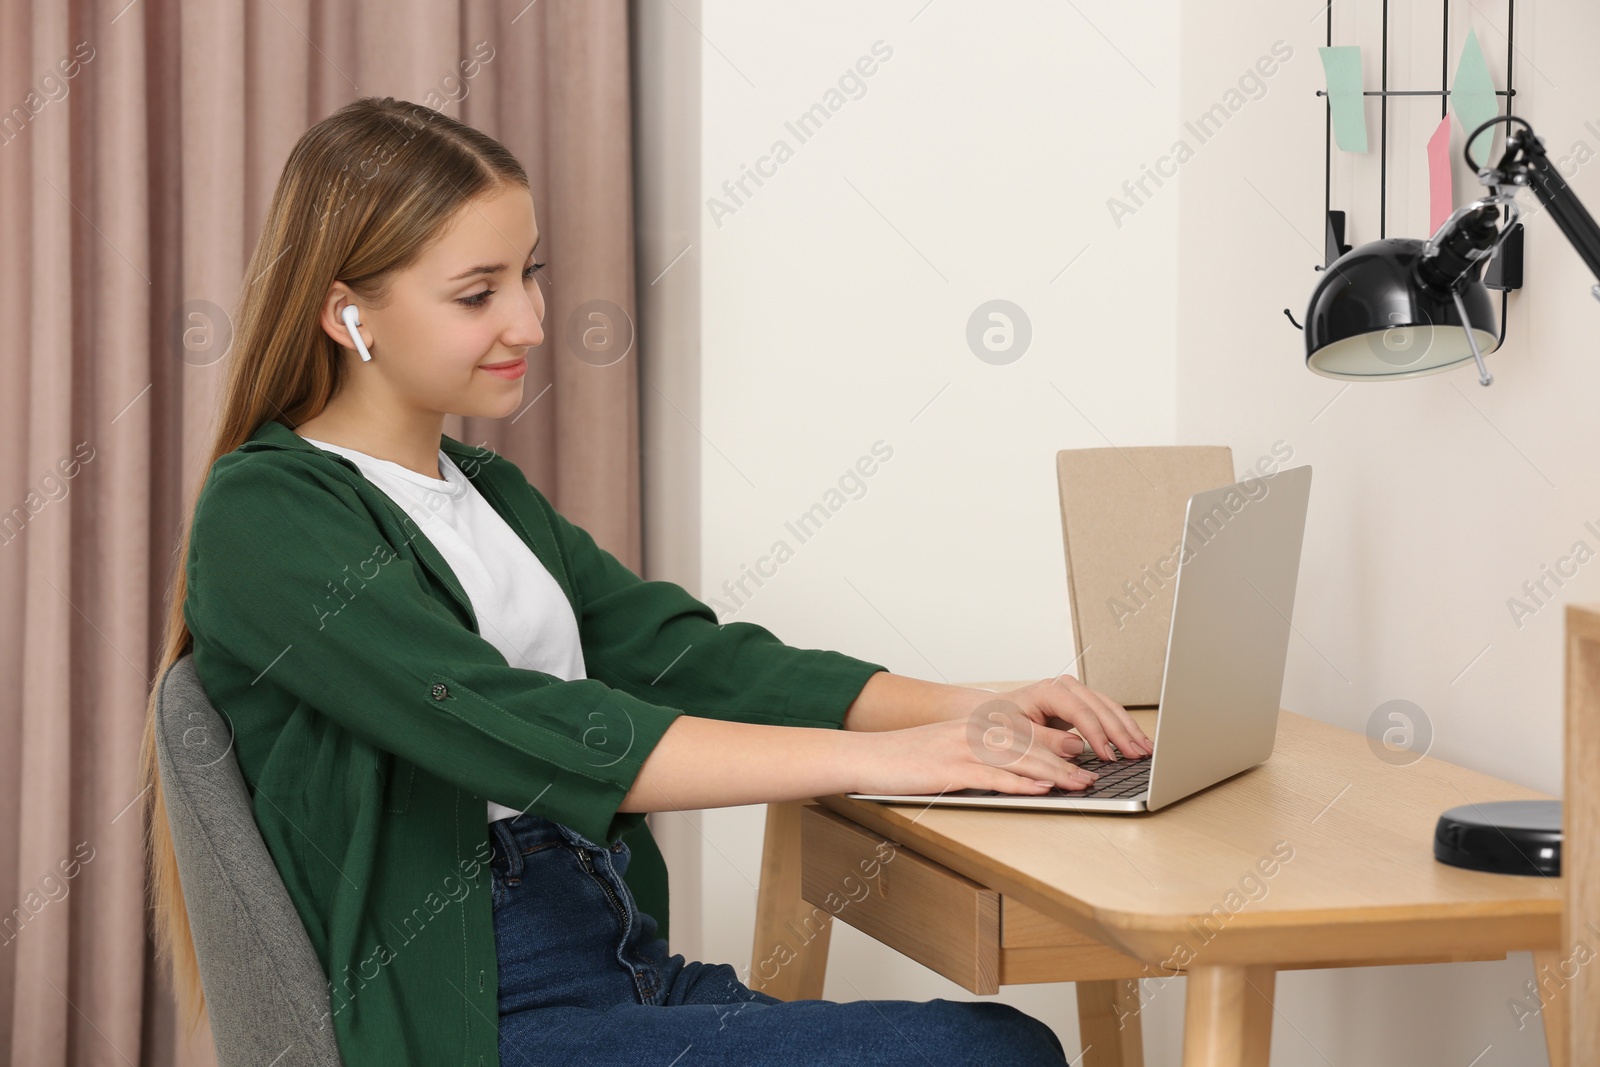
[1145,464,1313,810]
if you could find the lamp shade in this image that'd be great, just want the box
[1304,238,1499,380]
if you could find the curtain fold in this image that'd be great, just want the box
[0,2,645,1063]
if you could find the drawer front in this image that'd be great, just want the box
[799,804,1000,994]
[999,896,1151,984]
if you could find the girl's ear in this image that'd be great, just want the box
[319,282,372,361]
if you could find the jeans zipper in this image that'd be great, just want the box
[576,848,628,926]
[577,847,654,1000]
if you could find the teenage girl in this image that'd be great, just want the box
[140,96,1151,1066]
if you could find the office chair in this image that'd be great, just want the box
[153,653,343,1067]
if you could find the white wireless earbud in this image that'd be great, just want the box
[341,304,373,362]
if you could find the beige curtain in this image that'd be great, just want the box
[0,1,644,1063]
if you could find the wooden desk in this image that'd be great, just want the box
[751,696,1566,1067]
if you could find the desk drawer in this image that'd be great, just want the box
[800,804,1001,993]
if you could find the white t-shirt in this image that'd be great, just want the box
[297,434,587,823]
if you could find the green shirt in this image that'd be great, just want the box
[183,417,888,1065]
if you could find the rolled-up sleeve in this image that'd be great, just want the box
[522,479,889,731]
[184,452,684,846]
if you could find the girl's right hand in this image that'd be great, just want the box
[848,705,1100,796]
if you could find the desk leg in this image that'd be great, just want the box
[1076,979,1146,1067]
[1531,949,1568,1067]
[1181,964,1275,1067]
[750,801,833,1001]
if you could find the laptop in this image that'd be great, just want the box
[846,463,1313,813]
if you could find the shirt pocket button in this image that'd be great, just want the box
[431,683,449,700]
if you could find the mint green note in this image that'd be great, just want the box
[1318,46,1367,153]
[1451,29,1500,163]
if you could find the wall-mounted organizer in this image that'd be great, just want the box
[1289,0,1523,340]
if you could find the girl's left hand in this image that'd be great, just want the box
[983,676,1153,763]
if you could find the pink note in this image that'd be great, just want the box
[1427,116,1453,235]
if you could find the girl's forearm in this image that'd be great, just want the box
[841,670,992,732]
[617,714,866,813]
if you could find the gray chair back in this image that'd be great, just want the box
[154,653,343,1066]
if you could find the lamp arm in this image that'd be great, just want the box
[1465,115,1600,289]
[1520,139,1600,286]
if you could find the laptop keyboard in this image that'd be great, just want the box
[948,755,1152,800]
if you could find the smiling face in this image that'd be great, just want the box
[318,182,546,422]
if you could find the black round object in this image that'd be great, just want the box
[1433,799,1561,876]
[1303,237,1499,380]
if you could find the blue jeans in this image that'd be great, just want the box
[488,814,1068,1065]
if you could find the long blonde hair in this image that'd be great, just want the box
[140,96,530,1037]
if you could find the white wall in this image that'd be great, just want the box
[1176,0,1596,1064]
[641,0,1600,1061]
[635,0,1600,1060]
[639,0,1600,1061]
[636,0,1182,1054]
[633,0,712,958]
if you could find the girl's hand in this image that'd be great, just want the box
[988,675,1152,763]
[848,710,1103,797]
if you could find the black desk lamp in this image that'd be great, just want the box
[1302,115,1600,876]
[1304,115,1600,388]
